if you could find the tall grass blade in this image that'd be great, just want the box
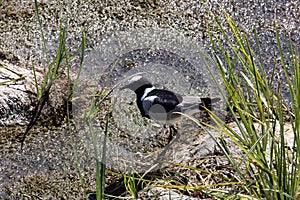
[34,0,49,65]
[99,113,109,199]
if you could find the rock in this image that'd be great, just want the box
[0,60,70,126]
[0,61,38,125]
[143,187,200,200]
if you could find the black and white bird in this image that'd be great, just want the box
[121,75,218,139]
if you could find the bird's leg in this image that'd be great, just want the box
[168,124,178,143]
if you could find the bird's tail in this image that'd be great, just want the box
[181,96,221,113]
[199,97,220,111]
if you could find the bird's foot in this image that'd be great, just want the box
[168,125,178,143]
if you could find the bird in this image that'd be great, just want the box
[120,75,218,141]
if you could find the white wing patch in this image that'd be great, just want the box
[141,86,155,101]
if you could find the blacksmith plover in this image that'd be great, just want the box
[121,75,218,140]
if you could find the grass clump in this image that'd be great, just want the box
[207,13,300,199]
[20,0,86,149]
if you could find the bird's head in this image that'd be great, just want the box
[120,75,153,92]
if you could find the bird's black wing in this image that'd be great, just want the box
[147,89,183,113]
